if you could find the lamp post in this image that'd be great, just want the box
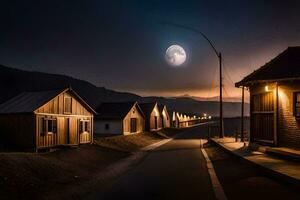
[162,22,224,138]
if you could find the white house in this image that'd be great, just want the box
[94,102,145,135]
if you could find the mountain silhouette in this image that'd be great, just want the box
[0,65,249,117]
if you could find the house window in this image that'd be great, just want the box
[79,120,90,133]
[294,92,300,117]
[41,118,57,135]
[105,123,109,130]
[64,97,72,113]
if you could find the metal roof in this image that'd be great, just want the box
[96,101,144,120]
[0,88,96,114]
[139,102,157,117]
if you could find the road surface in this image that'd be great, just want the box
[88,125,300,200]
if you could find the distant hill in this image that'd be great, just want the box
[0,65,139,108]
[138,96,249,117]
[0,65,249,117]
[177,94,244,103]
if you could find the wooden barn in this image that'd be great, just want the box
[158,105,171,128]
[0,87,95,151]
[139,102,162,131]
[236,47,300,148]
[94,102,145,135]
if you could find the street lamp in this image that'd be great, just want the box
[162,22,224,138]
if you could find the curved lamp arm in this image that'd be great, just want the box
[160,22,220,58]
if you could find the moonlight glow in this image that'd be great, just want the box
[165,45,187,67]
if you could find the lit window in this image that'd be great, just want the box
[41,118,57,135]
[79,120,90,133]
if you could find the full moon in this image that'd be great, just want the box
[165,45,187,67]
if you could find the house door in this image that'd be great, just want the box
[251,92,274,143]
[130,118,137,133]
[154,116,158,129]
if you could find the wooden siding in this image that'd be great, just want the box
[161,107,170,128]
[35,91,92,116]
[35,90,93,149]
[0,114,35,150]
[250,88,275,143]
[123,104,144,134]
[149,104,162,131]
[36,114,92,148]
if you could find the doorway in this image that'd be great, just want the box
[130,118,137,133]
[154,116,158,129]
[251,92,274,143]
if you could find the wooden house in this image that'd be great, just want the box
[158,105,171,128]
[171,111,180,128]
[139,102,162,131]
[94,102,145,135]
[0,88,96,151]
[236,47,300,148]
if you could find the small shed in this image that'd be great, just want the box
[0,87,96,151]
[236,47,300,148]
[94,102,145,135]
[139,102,162,131]
[158,104,171,128]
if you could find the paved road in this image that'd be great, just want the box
[89,125,300,200]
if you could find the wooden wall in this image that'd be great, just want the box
[161,107,170,128]
[36,115,93,148]
[149,104,162,131]
[35,90,93,149]
[250,84,276,144]
[123,104,145,134]
[35,91,93,116]
[0,114,35,150]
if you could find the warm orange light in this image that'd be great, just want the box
[265,85,269,92]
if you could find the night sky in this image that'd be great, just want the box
[1,0,300,98]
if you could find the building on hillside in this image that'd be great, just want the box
[0,87,95,151]
[236,47,300,148]
[139,102,162,131]
[94,102,145,135]
[158,104,171,128]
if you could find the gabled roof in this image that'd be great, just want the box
[158,104,165,114]
[0,87,96,114]
[158,104,169,116]
[96,101,144,120]
[139,102,157,116]
[236,46,300,87]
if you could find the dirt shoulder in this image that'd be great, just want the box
[0,129,182,200]
[0,145,129,200]
[94,131,166,152]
